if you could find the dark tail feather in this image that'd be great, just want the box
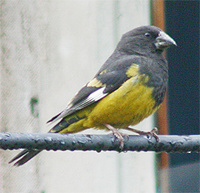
[9,112,84,166]
[47,112,61,123]
[9,149,42,166]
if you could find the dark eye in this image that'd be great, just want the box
[144,32,151,37]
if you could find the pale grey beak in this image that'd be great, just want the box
[155,31,177,50]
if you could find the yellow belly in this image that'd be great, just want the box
[84,76,158,128]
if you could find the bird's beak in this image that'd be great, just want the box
[155,31,177,50]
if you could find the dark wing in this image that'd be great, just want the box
[48,58,138,123]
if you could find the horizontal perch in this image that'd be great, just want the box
[0,132,199,153]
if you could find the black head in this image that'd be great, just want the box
[116,26,176,55]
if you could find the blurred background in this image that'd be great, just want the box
[165,1,199,193]
[0,0,199,192]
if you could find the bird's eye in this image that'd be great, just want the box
[144,32,151,37]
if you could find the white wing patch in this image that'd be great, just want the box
[49,87,107,123]
[86,87,107,103]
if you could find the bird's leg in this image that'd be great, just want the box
[105,124,127,149]
[124,127,159,142]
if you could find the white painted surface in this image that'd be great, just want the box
[0,1,156,192]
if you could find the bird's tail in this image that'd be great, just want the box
[9,149,41,166]
[9,114,86,166]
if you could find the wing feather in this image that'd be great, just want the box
[48,58,141,123]
[47,87,107,123]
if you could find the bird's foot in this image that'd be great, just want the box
[124,127,159,142]
[105,124,127,149]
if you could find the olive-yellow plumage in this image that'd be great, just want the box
[9,25,176,166]
[54,63,158,133]
[59,71,155,133]
[86,75,157,128]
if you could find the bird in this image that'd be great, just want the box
[9,25,176,166]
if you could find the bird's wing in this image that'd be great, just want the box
[48,59,139,123]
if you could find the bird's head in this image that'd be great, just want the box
[117,26,176,55]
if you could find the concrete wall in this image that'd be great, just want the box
[0,0,156,192]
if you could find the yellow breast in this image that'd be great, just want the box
[84,75,158,128]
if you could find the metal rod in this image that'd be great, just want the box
[0,132,199,153]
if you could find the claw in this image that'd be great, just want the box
[149,127,159,142]
[105,124,125,149]
[124,126,159,142]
